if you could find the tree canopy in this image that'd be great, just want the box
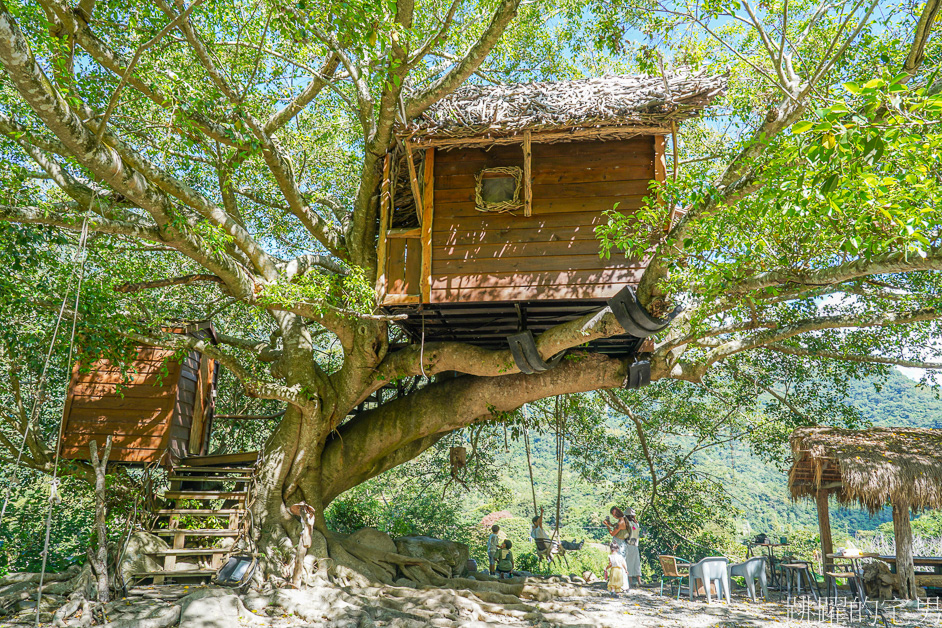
[0,0,940,582]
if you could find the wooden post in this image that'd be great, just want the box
[654,135,672,232]
[893,498,917,599]
[815,488,833,574]
[375,154,391,303]
[404,140,423,225]
[88,436,113,603]
[420,148,434,303]
[523,130,532,217]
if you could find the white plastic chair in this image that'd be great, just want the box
[729,556,768,601]
[689,557,731,603]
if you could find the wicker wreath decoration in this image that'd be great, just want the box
[474,166,524,213]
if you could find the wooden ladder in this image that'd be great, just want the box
[135,451,258,584]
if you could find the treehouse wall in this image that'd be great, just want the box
[59,346,184,464]
[379,135,663,305]
[60,324,218,465]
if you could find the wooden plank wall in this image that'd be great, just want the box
[384,236,422,299]
[167,350,200,460]
[59,347,182,464]
[430,136,654,303]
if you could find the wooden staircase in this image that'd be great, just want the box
[134,452,258,584]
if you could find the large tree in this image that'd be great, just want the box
[0,0,940,586]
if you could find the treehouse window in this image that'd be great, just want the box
[475,167,523,213]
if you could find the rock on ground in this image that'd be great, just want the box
[119,531,169,586]
[394,535,470,577]
[178,588,264,628]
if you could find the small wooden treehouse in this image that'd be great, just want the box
[58,321,256,584]
[379,73,725,373]
[60,321,220,465]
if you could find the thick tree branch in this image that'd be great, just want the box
[321,352,628,502]
[115,274,224,293]
[0,5,257,298]
[265,54,340,134]
[703,307,942,368]
[405,0,520,118]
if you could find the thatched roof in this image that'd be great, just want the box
[789,427,942,513]
[403,72,727,144]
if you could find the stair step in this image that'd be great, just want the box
[153,529,239,537]
[168,475,252,483]
[164,491,246,501]
[145,549,230,556]
[172,466,254,474]
[154,509,242,516]
[133,569,216,578]
[180,452,258,467]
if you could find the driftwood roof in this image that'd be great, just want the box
[403,72,727,143]
[789,427,942,513]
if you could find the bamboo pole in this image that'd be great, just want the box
[523,130,532,217]
[375,154,391,302]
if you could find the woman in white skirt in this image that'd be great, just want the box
[604,506,643,587]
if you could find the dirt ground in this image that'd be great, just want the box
[5,580,942,627]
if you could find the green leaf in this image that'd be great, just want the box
[791,121,814,134]
[843,82,861,95]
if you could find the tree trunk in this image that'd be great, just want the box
[892,498,917,599]
[816,489,833,574]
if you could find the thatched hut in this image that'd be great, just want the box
[789,426,942,599]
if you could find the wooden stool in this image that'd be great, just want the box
[781,562,819,602]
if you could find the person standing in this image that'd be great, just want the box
[486,524,502,575]
[622,508,643,587]
[604,541,628,595]
[604,506,643,587]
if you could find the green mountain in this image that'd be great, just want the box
[494,368,942,542]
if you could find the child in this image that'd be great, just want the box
[604,542,628,595]
[487,524,502,575]
[495,540,514,579]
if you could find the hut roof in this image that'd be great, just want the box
[403,72,727,145]
[788,426,942,513]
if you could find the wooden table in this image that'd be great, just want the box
[878,555,942,574]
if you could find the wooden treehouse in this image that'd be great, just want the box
[378,73,725,376]
[59,321,257,585]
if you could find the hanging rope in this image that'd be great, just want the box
[522,423,538,517]
[0,255,82,527]
[36,218,90,627]
[554,396,564,539]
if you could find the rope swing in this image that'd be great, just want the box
[34,218,90,627]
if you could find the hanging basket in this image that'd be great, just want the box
[449,446,467,471]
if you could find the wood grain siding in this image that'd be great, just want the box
[168,351,200,460]
[60,347,182,464]
[431,137,654,303]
